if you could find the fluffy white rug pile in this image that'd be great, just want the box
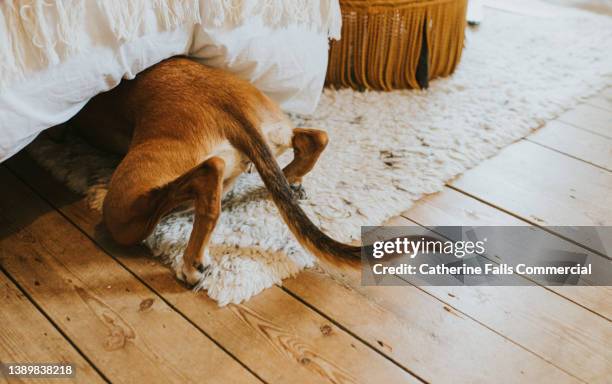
[29,1,612,305]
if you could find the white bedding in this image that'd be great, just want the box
[0,1,340,162]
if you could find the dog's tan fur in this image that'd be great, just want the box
[71,57,360,284]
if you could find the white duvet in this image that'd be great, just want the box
[0,0,341,162]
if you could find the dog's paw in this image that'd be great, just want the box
[177,263,210,286]
[290,183,308,200]
[176,252,211,286]
[181,263,209,286]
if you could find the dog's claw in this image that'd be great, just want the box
[177,262,209,286]
[290,183,307,200]
[196,263,207,274]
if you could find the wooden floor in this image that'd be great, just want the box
[1,90,611,384]
[2,4,612,378]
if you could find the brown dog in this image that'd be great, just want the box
[70,57,360,284]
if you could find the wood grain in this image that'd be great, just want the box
[6,149,578,383]
[401,187,612,320]
[557,104,612,138]
[5,122,611,383]
[451,140,612,228]
[424,285,612,383]
[284,268,581,384]
[5,154,419,384]
[0,271,104,384]
[528,120,612,171]
[0,167,259,384]
[391,208,612,382]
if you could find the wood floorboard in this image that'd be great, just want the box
[401,187,612,320]
[557,104,612,139]
[5,154,420,384]
[3,81,610,384]
[387,210,612,383]
[0,270,105,384]
[6,152,582,383]
[527,120,612,172]
[0,167,260,384]
[283,268,581,383]
[450,140,612,249]
[286,89,612,383]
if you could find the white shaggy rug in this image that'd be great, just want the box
[28,1,612,305]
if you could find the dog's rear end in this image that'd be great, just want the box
[72,57,360,284]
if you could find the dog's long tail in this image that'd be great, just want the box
[228,117,361,269]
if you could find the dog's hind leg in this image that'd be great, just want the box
[103,154,225,285]
[179,157,225,284]
[282,128,329,199]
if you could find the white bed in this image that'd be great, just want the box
[0,0,341,162]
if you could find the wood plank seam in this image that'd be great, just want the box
[404,285,590,384]
[392,204,612,381]
[526,119,612,172]
[278,286,430,384]
[399,213,612,325]
[586,101,612,113]
[396,187,612,327]
[5,155,600,383]
[558,104,612,139]
[281,274,589,384]
[4,157,431,383]
[0,266,111,383]
[444,185,611,263]
[11,180,423,383]
[524,138,612,173]
[1,165,267,384]
[3,163,424,384]
[18,153,575,383]
[382,215,610,383]
[405,210,612,324]
[4,150,604,384]
[386,216,600,382]
[585,98,612,112]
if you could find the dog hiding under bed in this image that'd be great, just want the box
[66,57,361,285]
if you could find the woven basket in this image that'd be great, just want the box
[326,0,468,90]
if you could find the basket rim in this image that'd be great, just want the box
[340,0,458,10]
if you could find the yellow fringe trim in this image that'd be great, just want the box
[326,0,468,90]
